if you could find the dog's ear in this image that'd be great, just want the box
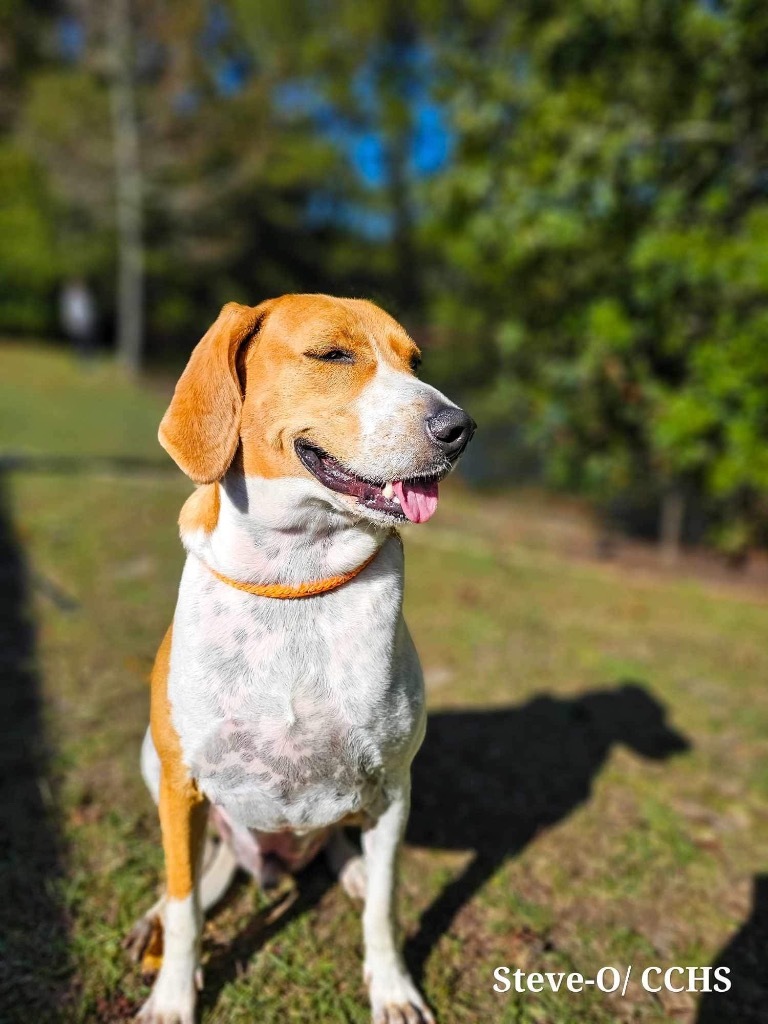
[159,301,271,483]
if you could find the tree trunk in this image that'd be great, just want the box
[389,123,419,313]
[108,0,144,376]
[383,15,420,315]
[660,485,685,565]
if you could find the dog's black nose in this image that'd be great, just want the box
[426,406,476,458]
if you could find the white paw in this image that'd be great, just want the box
[136,968,197,1024]
[339,854,367,900]
[367,964,434,1024]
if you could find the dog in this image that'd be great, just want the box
[128,294,475,1023]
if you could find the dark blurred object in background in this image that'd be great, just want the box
[59,277,97,360]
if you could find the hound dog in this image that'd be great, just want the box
[128,294,475,1023]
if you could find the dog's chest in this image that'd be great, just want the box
[169,547,423,831]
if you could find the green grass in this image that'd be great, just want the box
[2,340,767,1023]
[0,342,168,460]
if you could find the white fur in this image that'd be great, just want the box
[137,895,199,1024]
[189,474,387,585]
[362,779,435,1024]
[169,477,425,833]
[352,363,459,484]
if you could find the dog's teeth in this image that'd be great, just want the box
[393,493,400,505]
[382,481,394,499]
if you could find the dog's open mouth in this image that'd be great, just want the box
[295,439,442,524]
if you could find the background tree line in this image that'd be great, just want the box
[2,0,768,558]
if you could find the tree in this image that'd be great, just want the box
[17,1,404,361]
[230,0,453,318]
[0,1,62,334]
[0,145,58,332]
[422,0,768,556]
[108,0,144,375]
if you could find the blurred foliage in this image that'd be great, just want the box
[0,145,57,330]
[3,0,402,345]
[420,0,768,551]
[2,0,768,550]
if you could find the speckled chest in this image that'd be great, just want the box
[167,539,425,831]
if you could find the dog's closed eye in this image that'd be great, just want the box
[305,348,355,364]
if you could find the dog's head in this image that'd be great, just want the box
[160,295,475,525]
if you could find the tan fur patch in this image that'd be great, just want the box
[159,294,422,484]
[238,295,418,479]
[178,483,220,537]
[150,626,208,901]
[158,302,269,484]
[140,916,164,975]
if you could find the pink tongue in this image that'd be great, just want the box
[392,479,439,524]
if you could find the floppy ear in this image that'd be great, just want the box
[159,301,269,483]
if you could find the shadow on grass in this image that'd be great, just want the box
[697,874,768,1024]
[193,681,690,1013]
[406,682,690,981]
[0,472,72,1023]
[197,865,331,1017]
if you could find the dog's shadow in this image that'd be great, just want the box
[406,682,689,978]
[696,873,768,1024]
[201,680,689,1005]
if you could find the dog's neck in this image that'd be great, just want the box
[180,472,390,587]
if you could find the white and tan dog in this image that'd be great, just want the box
[129,294,475,1024]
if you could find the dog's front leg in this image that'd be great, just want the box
[362,778,434,1024]
[138,774,208,1024]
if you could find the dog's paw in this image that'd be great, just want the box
[136,967,198,1024]
[368,966,435,1024]
[124,913,164,974]
[372,1002,433,1024]
[339,854,367,900]
[136,993,195,1024]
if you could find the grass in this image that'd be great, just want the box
[1,340,768,1023]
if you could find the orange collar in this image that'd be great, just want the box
[199,548,381,599]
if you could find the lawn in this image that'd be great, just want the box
[1,341,767,1024]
